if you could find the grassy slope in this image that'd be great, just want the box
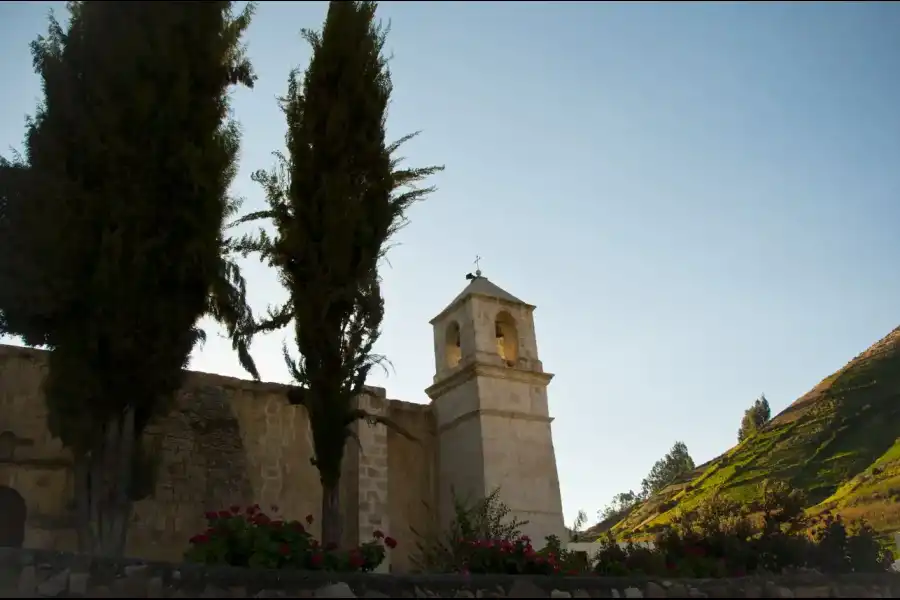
[608,326,900,540]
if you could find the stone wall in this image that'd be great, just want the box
[0,343,438,570]
[387,400,437,574]
[1,547,898,598]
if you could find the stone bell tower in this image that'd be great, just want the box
[425,272,566,546]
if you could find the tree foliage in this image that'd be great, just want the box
[232,0,443,546]
[738,394,772,442]
[598,490,642,524]
[0,1,257,554]
[569,509,589,542]
[0,160,51,346]
[640,441,696,498]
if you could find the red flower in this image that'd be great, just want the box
[217,510,231,519]
[305,514,314,525]
[349,551,365,568]
[204,511,217,520]
[271,520,284,528]
[279,543,291,556]
[373,529,384,539]
[384,536,397,549]
[189,533,209,544]
[310,553,324,567]
[230,505,240,514]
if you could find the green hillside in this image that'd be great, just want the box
[609,326,900,540]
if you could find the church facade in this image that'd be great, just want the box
[0,275,566,572]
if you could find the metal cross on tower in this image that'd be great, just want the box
[473,255,483,277]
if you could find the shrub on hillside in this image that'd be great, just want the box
[594,482,894,577]
[810,514,891,574]
[184,505,394,572]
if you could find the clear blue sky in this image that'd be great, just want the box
[2,1,900,527]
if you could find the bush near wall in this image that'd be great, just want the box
[183,504,396,572]
[182,483,893,577]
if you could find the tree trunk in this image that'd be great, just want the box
[320,480,342,549]
[74,407,136,557]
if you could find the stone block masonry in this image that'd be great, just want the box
[0,343,431,567]
[354,389,390,544]
[1,548,899,598]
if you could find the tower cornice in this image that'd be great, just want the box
[425,361,554,401]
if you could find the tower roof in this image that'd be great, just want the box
[430,276,533,324]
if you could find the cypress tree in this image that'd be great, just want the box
[234,1,443,546]
[0,1,258,555]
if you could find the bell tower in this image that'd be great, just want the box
[425,272,566,546]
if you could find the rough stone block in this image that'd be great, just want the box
[16,565,36,596]
[314,582,356,597]
[35,567,68,597]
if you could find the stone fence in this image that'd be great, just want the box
[0,547,898,598]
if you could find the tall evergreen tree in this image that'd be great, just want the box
[738,394,772,441]
[234,1,443,546]
[0,1,258,555]
[640,441,696,497]
[0,161,50,346]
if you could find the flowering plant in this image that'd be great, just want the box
[453,535,563,575]
[184,504,396,572]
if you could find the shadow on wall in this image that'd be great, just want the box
[127,384,255,559]
[181,385,255,511]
